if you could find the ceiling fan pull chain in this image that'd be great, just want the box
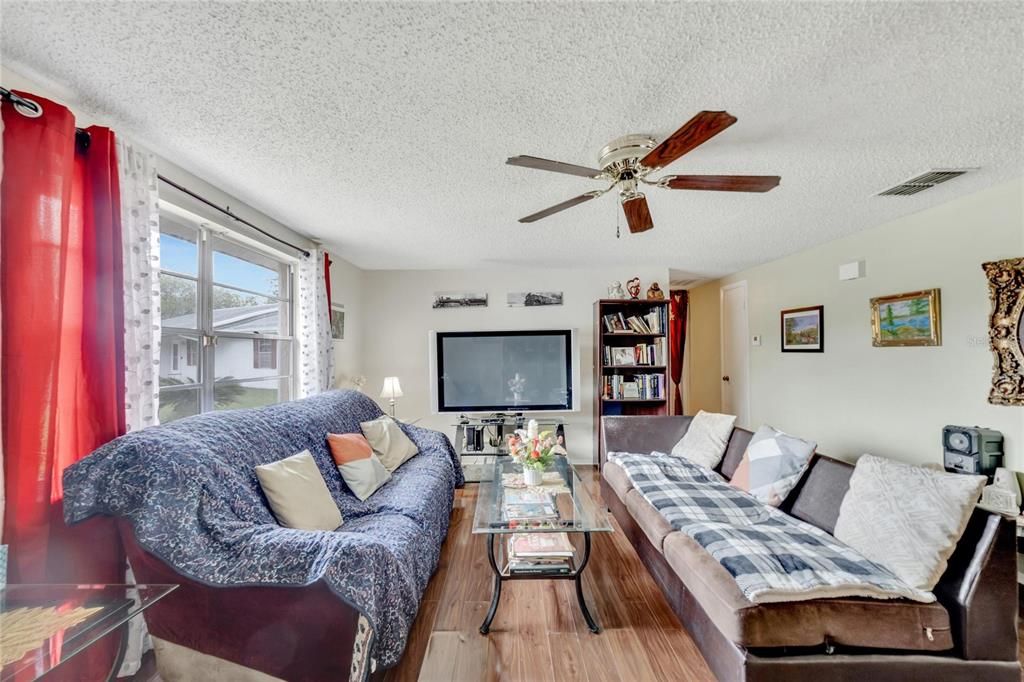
[616,206,621,239]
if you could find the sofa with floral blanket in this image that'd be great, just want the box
[600,415,1019,682]
[63,390,464,682]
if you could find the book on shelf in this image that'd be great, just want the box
[602,337,666,367]
[602,373,665,400]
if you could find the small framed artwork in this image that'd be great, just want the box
[870,288,941,347]
[781,305,824,353]
[330,304,345,340]
[432,292,487,309]
[610,347,636,366]
[507,291,563,307]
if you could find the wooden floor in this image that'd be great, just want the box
[383,468,716,682]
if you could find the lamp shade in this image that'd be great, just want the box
[380,377,403,400]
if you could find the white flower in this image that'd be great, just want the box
[526,419,539,440]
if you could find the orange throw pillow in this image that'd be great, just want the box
[327,433,373,465]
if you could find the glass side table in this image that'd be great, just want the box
[0,583,177,682]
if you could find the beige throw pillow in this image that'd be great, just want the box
[833,454,985,591]
[255,450,343,531]
[670,410,737,470]
[360,416,419,472]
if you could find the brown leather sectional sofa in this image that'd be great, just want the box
[600,415,1020,682]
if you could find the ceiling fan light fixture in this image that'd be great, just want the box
[507,110,779,233]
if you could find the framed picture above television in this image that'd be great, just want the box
[781,305,824,353]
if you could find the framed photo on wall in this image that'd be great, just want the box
[870,288,941,347]
[330,304,345,340]
[781,305,824,353]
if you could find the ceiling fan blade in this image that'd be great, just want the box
[662,174,780,192]
[640,111,738,170]
[519,192,600,223]
[507,155,604,179]
[622,194,654,234]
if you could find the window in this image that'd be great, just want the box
[252,339,277,370]
[158,209,294,423]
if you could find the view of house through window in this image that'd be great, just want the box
[159,209,294,422]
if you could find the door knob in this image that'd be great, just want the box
[721,375,730,382]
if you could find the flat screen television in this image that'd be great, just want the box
[431,330,576,413]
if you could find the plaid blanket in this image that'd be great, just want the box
[609,452,934,604]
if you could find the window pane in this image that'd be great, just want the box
[160,273,198,329]
[213,286,288,335]
[213,239,285,298]
[159,387,201,423]
[214,338,291,381]
[160,216,198,276]
[214,378,288,411]
[160,333,201,386]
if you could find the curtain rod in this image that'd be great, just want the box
[0,87,313,258]
[158,175,311,258]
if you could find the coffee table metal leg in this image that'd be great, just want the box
[575,532,600,633]
[480,533,501,634]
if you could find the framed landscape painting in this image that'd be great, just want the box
[781,305,824,352]
[870,288,941,347]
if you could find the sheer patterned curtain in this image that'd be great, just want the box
[117,137,161,432]
[115,136,161,676]
[296,248,334,397]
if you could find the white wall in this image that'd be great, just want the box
[687,178,1024,469]
[329,256,365,386]
[359,267,670,464]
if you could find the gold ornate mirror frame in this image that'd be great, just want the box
[984,257,1024,406]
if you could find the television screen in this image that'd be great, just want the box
[435,330,573,412]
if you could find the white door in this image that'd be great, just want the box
[720,282,750,428]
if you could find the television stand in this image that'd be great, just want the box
[454,414,566,483]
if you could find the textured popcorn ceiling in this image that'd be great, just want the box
[2,1,1021,274]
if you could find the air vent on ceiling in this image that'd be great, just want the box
[877,169,973,196]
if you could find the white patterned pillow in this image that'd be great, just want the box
[730,425,816,506]
[670,410,737,470]
[834,454,986,591]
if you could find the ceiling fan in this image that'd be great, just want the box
[507,110,780,234]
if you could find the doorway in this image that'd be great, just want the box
[720,281,750,427]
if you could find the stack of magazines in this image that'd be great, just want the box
[502,489,558,523]
[506,533,575,575]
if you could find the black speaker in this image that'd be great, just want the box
[943,425,1003,476]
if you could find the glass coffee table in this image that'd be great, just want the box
[472,456,613,634]
[0,583,177,681]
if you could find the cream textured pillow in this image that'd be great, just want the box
[360,416,419,472]
[670,410,737,470]
[833,454,985,591]
[255,450,343,531]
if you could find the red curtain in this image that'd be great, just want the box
[670,290,688,415]
[324,250,333,311]
[2,92,125,674]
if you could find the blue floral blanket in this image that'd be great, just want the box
[63,390,464,673]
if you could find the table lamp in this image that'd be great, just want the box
[380,377,403,418]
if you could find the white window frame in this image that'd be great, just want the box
[158,201,298,421]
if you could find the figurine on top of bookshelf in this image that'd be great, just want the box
[626,277,642,299]
[647,282,665,300]
[607,281,626,299]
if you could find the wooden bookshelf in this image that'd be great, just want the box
[593,298,672,467]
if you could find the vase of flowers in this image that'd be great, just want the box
[506,419,561,486]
